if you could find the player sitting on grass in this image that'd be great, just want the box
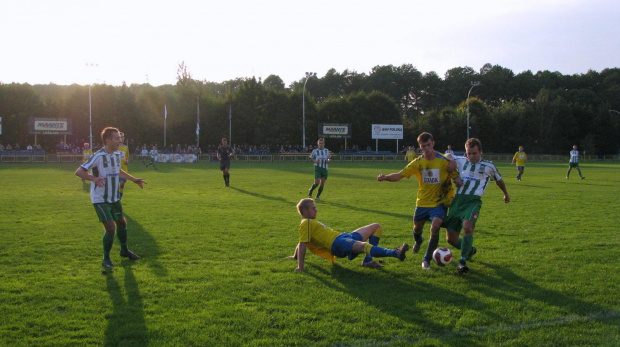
[288,198,409,272]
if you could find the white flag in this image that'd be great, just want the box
[196,99,200,136]
[164,105,168,119]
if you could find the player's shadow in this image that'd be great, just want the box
[229,186,293,204]
[125,214,168,277]
[469,262,614,322]
[321,200,411,220]
[305,263,497,344]
[104,265,148,346]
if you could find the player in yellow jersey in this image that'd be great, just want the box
[288,198,409,272]
[511,146,527,181]
[405,145,416,162]
[82,142,93,163]
[118,132,130,197]
[81,142,94,183]
[377,132,462,270]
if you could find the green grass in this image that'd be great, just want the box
[0,160,618,346]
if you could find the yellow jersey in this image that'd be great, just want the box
[118,145,130,172]
[405,150,416,162]
[82,149,93,163]
[399,153,455,208]
[298,218,338,263]
[513,151,527,166]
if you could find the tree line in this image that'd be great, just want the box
[0,62,618,155]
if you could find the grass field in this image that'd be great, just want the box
[1,160,619,346]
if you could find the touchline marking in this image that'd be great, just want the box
[339,310,620,346]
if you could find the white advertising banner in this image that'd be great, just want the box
[147,153,198,163]
[371,124,403,139]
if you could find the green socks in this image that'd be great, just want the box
[117,226,128,253]
[103,232,115,259]
[461,235,473,261]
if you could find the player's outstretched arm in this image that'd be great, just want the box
[295,243,307,272]
[286,244,299,260]
[496,179,510,203]
[377,173,404,182]
[120,169,147,189]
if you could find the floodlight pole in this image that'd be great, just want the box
[466,81,482,140]
[89,85,93,149]
[302,72,316,150]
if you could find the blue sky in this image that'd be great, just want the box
[1,0,618,86]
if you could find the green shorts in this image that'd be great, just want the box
[93,201,124,223]
[445,195,482,233]
[314,166,328,180]
[569,162,580,168]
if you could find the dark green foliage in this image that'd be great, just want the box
[1,65,619,154]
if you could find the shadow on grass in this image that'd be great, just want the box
[304,263,494,343]
[471,261,615,323]
[125,214,168,277]
[104,264,148,346]
[321,200,411,220]
[228,186,293,204]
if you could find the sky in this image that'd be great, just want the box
[1,0,618,87]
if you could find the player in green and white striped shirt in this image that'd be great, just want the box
[566,145,585,179]
[445,138,510,274]
[76,127,147,269]
[307,138,331,201]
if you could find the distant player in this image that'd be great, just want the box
[445,138,510,274]
[118,132,130,197]
[405,146,416,162]
[75,127,146,268]
[308,138,331,201]
[511,146,527,181]
[377,132,461,270]
[217,138,234,187]
[288,198,409,271]
[82,142,93,163]
[141,146,149,166]
[147,145,158,169]
[81,142,94,182]
[566,145,585,179]
[445,145,454,155]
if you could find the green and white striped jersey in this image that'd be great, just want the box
[569,150,580,163]
[81,148,123,204]
[310,148,331,169]
[454,156,502,197]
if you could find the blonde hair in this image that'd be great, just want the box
[297,198,314,215]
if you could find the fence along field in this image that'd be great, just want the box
[0,161,618,346]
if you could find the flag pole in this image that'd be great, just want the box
[229,105,232,145]
[196,97,200,148]
[164,105,167,149]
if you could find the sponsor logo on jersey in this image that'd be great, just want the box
[423,169,440,184]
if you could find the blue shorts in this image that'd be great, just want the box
[331,232,363,260]
[413,206,447,222]
[517,166,525,172]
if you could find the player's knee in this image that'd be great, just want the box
[462,228,474,237]
[446,233,459,246]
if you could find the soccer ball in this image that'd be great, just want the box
[432,247,452,266]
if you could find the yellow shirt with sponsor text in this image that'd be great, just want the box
[399,153,455,208]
